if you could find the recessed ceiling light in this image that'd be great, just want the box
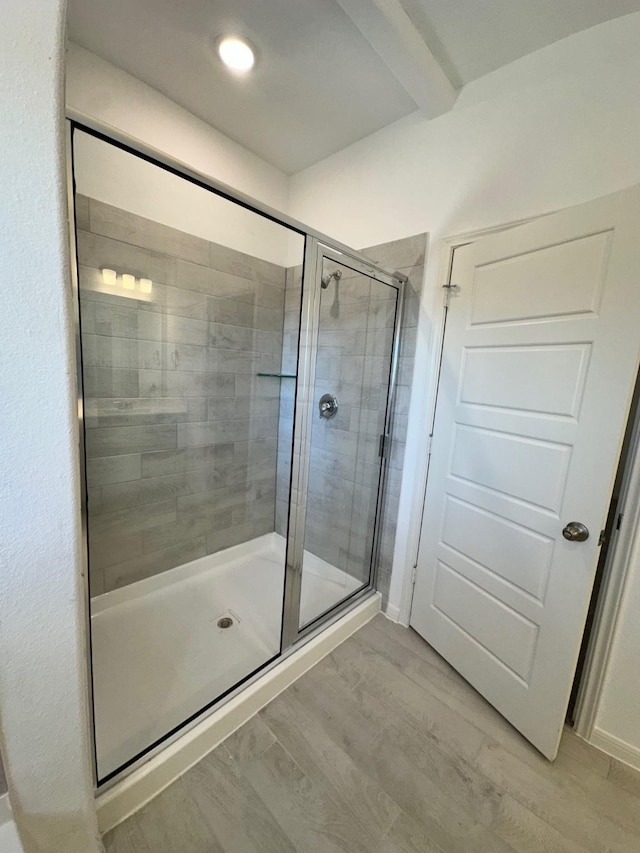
[217,36,255,73]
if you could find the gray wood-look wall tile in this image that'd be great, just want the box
[275,234,425,601]
[90,199,210,266]
[207,520,256,554]
[75,193,90,231]
[80,298,165,342]
[78,197,291,592]
[176,259,285,311]
[83,366,140,399]
[89,530,143,572]
[209,240,285,287]
[90,499,177,537]
[141,282,210,322]
[100,470,211,514]
[86,424,177,458]
[80,198,423,598]
[103,536,208,591]
[142,510,234,554]
[138,370,235,399]
[86,454,142,487]
[78,233,174,285]
[140,443,235,479]
[84,398,207,429]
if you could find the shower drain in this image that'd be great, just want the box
[214,609,241,630]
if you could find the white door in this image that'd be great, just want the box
[410,187,640,759]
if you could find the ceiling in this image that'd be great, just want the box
[68,0,640,174]
[399,0,640,88]
[67,0,417,174]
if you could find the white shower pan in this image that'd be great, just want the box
[91,533,361,779]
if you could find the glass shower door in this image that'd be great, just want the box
[71,126,305,783]
[291,248,401,632]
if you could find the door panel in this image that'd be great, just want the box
[411,187,640,759]
[459,344,590,415]
[468,230,609,325]
[298,258,398,629]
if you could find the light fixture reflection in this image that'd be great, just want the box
[217,36,255,73]
[140,278,153,294]
[101,268,117,286]
[122,273,135,290]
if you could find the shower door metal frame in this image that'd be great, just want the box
[282,242,405,648]
[66,116,406,790]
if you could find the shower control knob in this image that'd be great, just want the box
[319,393,338,420]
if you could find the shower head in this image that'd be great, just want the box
[321,269,342,289]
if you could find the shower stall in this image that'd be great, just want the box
[69,122,404,786]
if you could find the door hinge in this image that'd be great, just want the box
[442,282,460,307]
[411,566,417,586]
[616,512,624,531]
[379,433,388,458]
[598,529,607,546]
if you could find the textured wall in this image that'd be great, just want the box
[77,196,289,594]
[276,234,425,606]
[0,2,101,850]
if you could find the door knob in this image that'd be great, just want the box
[562,522,589,542]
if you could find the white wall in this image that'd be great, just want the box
[67,43,289,211]
[594,537,640,770]
[67,44,292,265]
[289,12,640,754]
[588,421,640,771]
[289,13,640,248]
[0,3,100,852]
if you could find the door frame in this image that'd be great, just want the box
[573,376,640,754]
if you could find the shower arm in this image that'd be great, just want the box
[321,269,342,289]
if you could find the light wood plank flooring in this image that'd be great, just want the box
[105,614,640,852]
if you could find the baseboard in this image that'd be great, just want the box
[0,793,12,827]
[0,795,25,853]
[383,603,411,627]
[96,592,380,835]
[384,603,401,622]
[589,727,640,772]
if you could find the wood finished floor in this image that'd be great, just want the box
[105,615,640,853]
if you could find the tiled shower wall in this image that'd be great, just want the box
[77,196,288,595]
[364,235,425,608]
[276,234,425,607]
